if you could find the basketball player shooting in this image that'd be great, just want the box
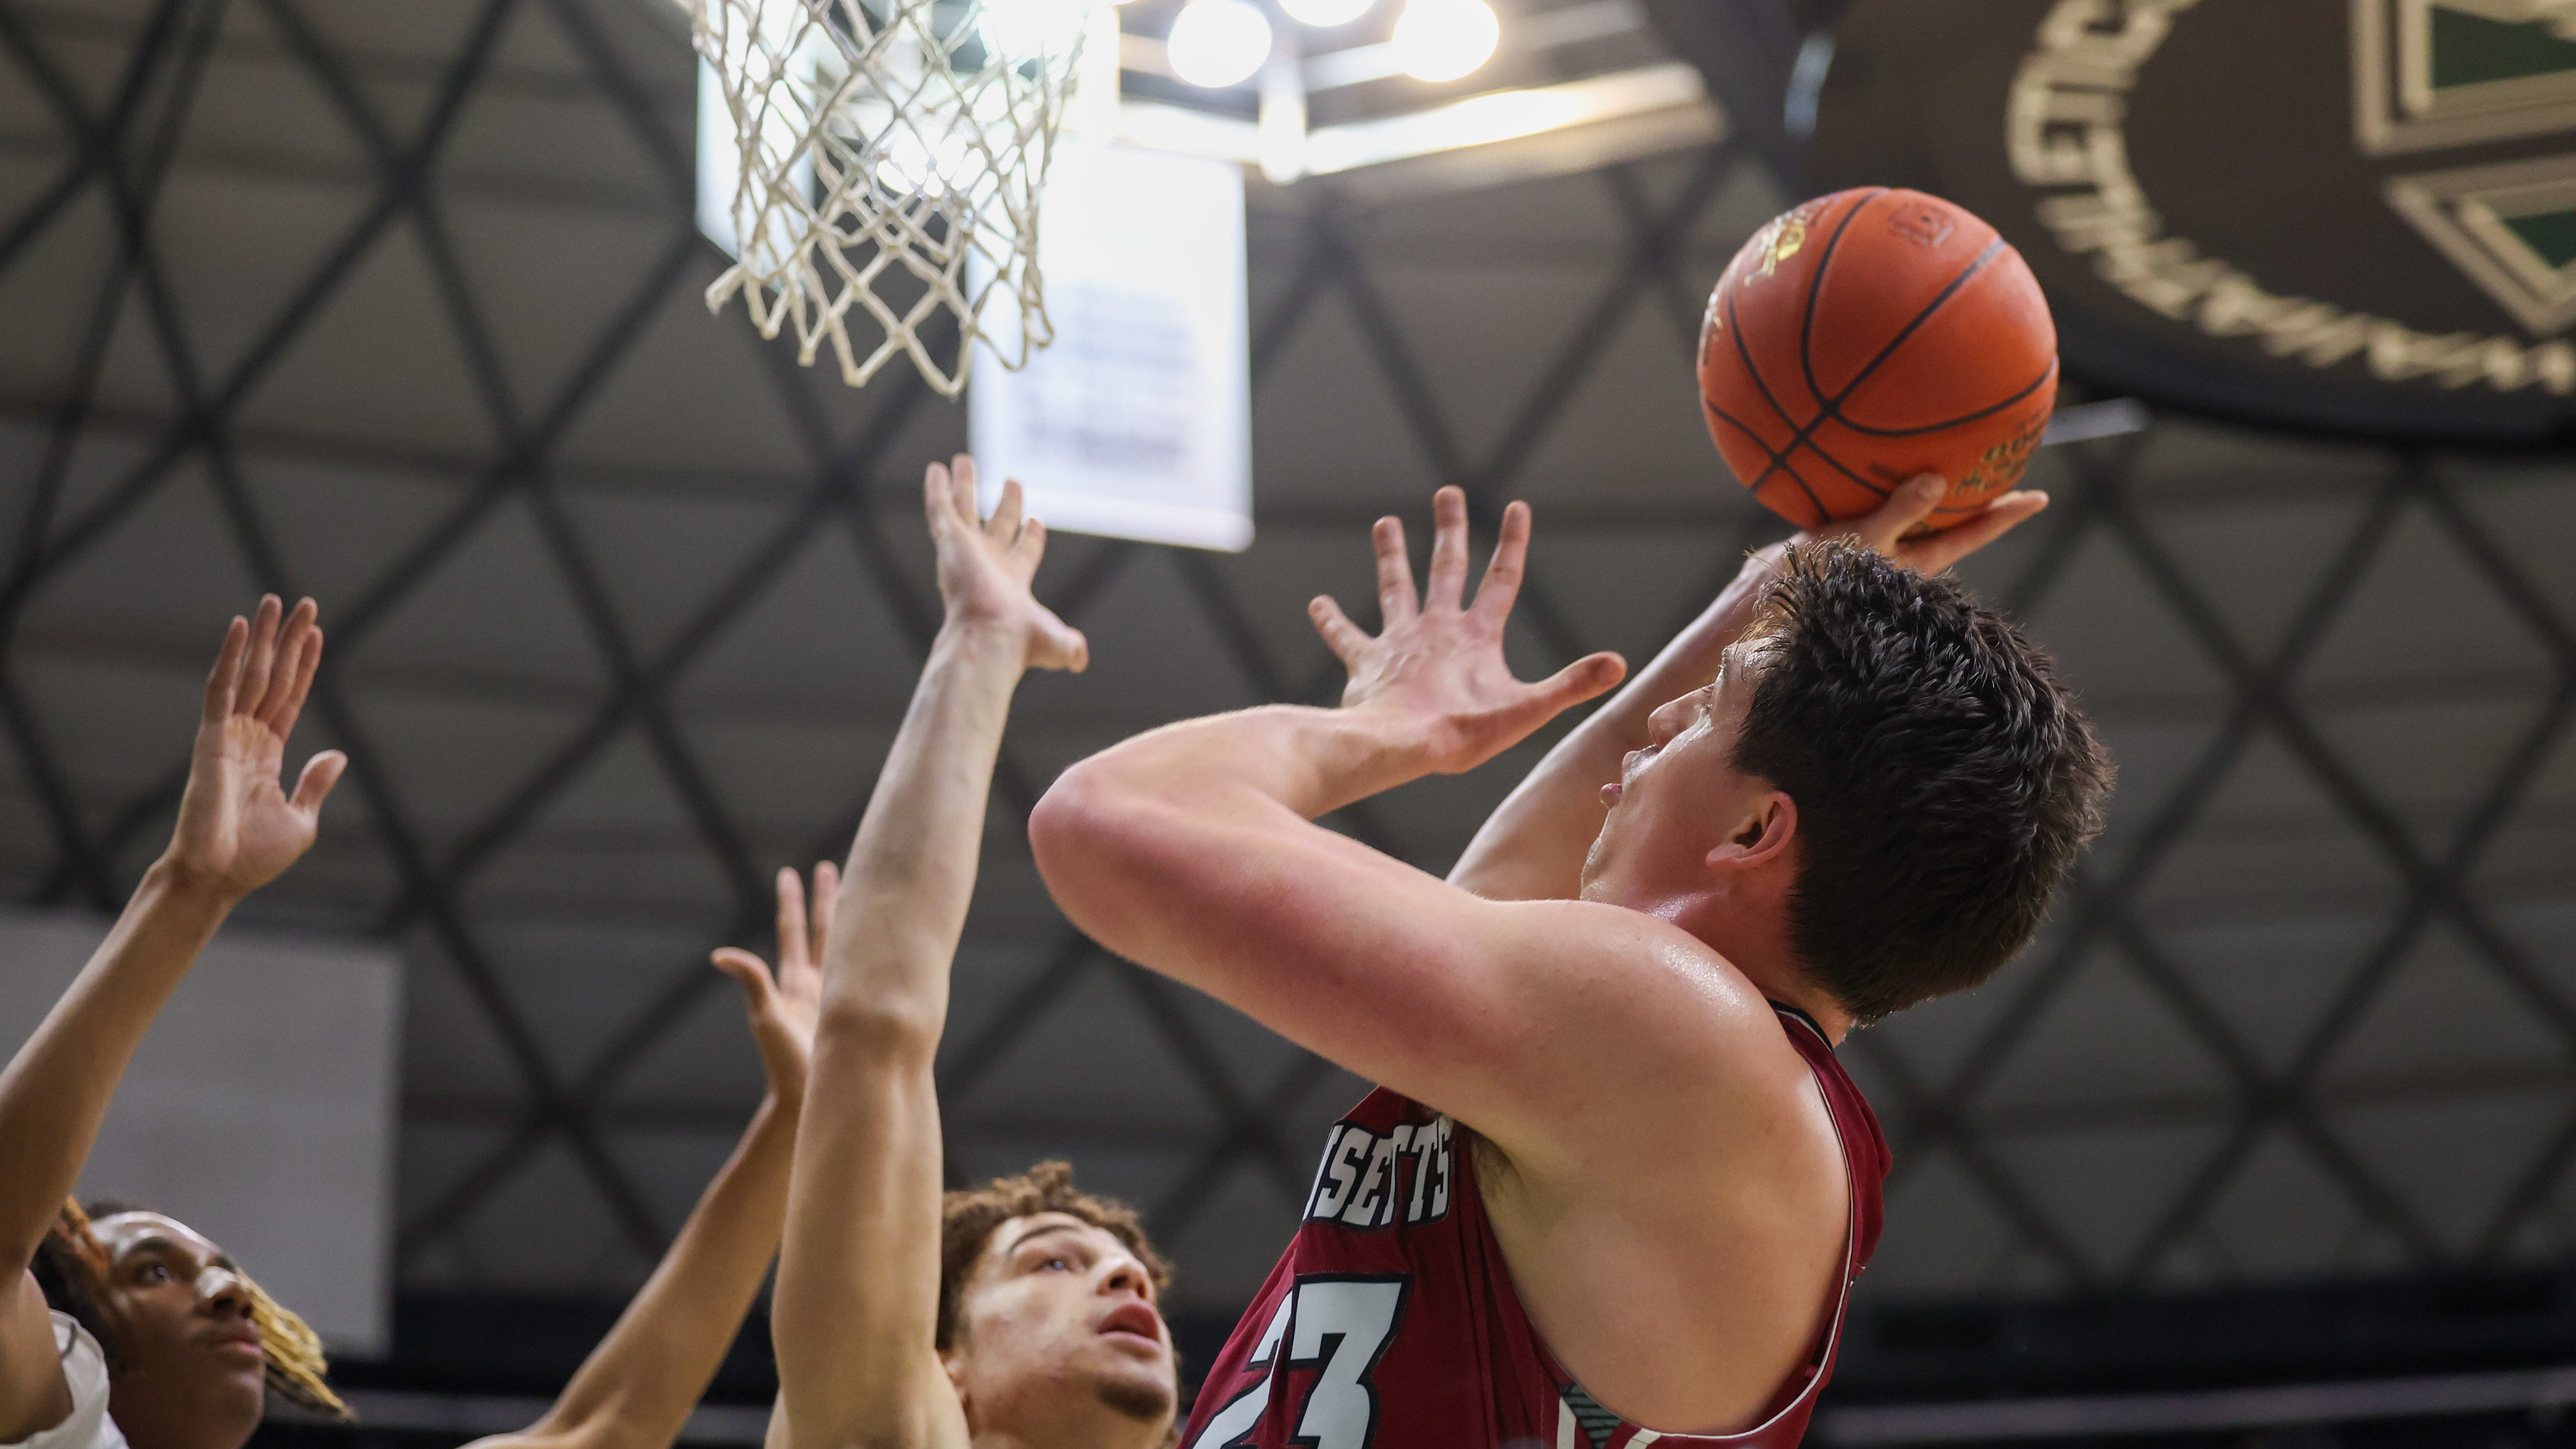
[1032,478,2109,1446]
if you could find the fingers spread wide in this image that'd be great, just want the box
[1426,487,1471,610]
[1309,595,1370,663]
[1470,501,1531,625]
[1373,517,1417,624]
[1529,650,1626,713]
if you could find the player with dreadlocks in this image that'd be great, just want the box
[0,596,350,1449]
[3,597,842,1449]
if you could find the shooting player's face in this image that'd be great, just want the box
[944,1213,1177,1443]
[1583,640,1783,910]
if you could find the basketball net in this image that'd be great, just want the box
[688,0,1086,396]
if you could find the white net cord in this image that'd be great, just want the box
[689,0,1085,396]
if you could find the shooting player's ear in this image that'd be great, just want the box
[1709,791,1796,871]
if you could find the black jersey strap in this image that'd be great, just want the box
[1768,998,1825,1040]
[1559,1379,1622,1449]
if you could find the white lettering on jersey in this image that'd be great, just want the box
[1304,1124,1345,1217]
[1341,1131,1396,1227]
[1187,1276,1410,1449]
[1423,1116,1452,1221]
[1287,1278,1409,1449]
[1185,1292,1295,1449]
[1311,1124,1374,1220]
[1304,1113,1453,1229]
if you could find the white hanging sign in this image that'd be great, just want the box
[971,142,1254,552]
[0,910,401,1353]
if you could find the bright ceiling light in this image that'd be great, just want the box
[1391,0,1499,83]
[1166,0,1274,88]
[1280,0,1375,27]
[978,0,1087,61]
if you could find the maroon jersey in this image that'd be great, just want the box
[1181,1003,1888,1449]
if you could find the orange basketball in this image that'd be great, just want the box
[1697,188,2058,532]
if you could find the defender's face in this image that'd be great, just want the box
[90,1212,267,1449]
[947,1213,1177,1439]
[1583,642,1771,905]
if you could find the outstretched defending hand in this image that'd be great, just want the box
[1310,487,1625,776]
[926,454,1088,673]
[710,863,831,1105]
[164,595,347,901]
[1802,471,2048,574]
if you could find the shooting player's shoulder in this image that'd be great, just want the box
[1471,898,1820,1132]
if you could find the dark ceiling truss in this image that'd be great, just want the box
[3,0,2573,1304]
[0,0,1768,1272]
[0,0,207,915]
[0,0,700,1258]
[1848,441,2576,1290]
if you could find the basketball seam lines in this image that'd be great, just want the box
[1705,393,1832,525]
[1722,288,1834,525]
[1836,357,2060,438]
[1722,192,1882,525]
[1727,213,2029,521]
[1813,235,2009,422]
[1796,189,1889,414]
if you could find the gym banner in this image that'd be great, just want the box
[1809,0,2576,442]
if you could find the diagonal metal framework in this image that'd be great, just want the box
[1848,445,2576,1289]
[0,0,1776,1275]
[0,0,2571,1319]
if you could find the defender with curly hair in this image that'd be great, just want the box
[762,457,1179,1449]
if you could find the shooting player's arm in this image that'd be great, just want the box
[1445,562,1772,905]
[772,461,1085,1449]
[1033,707,1791,1165]
[1449,475,2047,903]
[1033,490,1790,1163]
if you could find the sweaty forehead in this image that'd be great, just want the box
[1711,641,1762,704]
[93,1212,222,1263]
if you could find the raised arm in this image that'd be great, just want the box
[1029,491,1775,1169]
[772,458,1085,1449]
[464,868,825,1449]
[1449,475,2049,902]
[0,599,343,1441]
